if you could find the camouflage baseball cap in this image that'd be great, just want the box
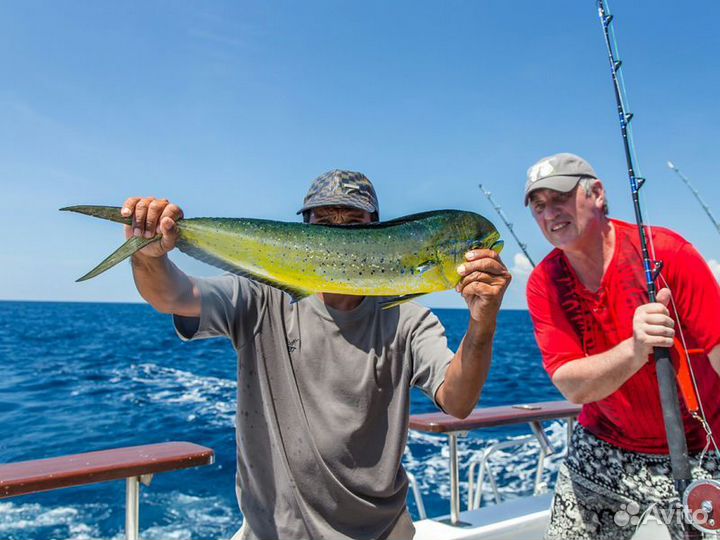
[297,169,380,219]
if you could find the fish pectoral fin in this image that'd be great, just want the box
[490,240,504,254]
[285,287,312,304]
[414,261,436,275]
[76,235,160,282]
[378,293,428,310]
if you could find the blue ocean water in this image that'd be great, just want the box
[0,302,563,539]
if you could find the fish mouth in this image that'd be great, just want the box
[483,231,503,252]
[467,231,503,254]
[490,239,504,253]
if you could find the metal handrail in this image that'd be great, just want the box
[409,400,581,525]
[467,435,538,510]
[406,472,427,520]
[466,417,563,511]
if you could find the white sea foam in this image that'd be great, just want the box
[0,502,100,538]
[0,491,240,540]
[115,363,237,427]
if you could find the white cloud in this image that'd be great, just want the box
[496,253,534,310]
[708,259,720,282]
[510,253,534,280]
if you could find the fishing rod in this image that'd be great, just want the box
[596,2,704,537]
[478,184,536,268]
[667,161,720,236]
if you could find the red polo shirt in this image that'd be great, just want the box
[527,219,720,453]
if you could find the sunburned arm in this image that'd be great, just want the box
[122,197,201,318]
[551,338,644,404]
[436,249,511,419]
[436,319,496,419]
[710,345,720,377]
[132,254,201,317]
[553,288,676,404]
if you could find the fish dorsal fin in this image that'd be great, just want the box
[176,239,312,303]
[313,210,468,230]
[377,293,428,310]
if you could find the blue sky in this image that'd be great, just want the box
[1,0,718,309]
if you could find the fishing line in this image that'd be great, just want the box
[603,1,660,262]
[657,271,720,460]
[603,0,720,464]
[614,9,720,458]
[595,3,708,536]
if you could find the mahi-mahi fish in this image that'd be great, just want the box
[61,206,503,306]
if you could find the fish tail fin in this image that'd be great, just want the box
[60,205,131,226]
[76,235,160,282]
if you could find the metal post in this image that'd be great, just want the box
[406,472,427,520]
[448,433,460,525]
[529,421,554,457]
[126,476,140,540]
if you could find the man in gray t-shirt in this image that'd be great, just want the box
[122,170,511,540]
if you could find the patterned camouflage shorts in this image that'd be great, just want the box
[545,425,720,540]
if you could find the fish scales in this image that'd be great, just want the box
[176,214,478,295]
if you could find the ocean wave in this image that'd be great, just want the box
[1,303,564,538]
[0,492,240,540]
[0,502,100,539]
[115,363,237,427]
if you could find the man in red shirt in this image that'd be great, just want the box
[525,153,720,539]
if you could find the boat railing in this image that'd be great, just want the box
[409,400,581,525]
[406,471,428,520]
[0,441,214,540]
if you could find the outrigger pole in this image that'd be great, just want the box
[478,184,536,268]
[596,3,700,537]
[667,161,720,236]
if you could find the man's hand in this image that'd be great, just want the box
[455,249,511,321]
[632,287,675,361]
[121,197,183,258]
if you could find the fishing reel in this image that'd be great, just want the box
[683,479,720,534]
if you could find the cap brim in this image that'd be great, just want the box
[524,175,582,206]
[297,197,377,215]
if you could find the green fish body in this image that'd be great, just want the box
[61,206,503,303]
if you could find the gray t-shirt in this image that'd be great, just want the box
[174,275,453,540]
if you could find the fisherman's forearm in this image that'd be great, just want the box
[552,338,645,404]
[437,319,496,419]
[131,254,199,316]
